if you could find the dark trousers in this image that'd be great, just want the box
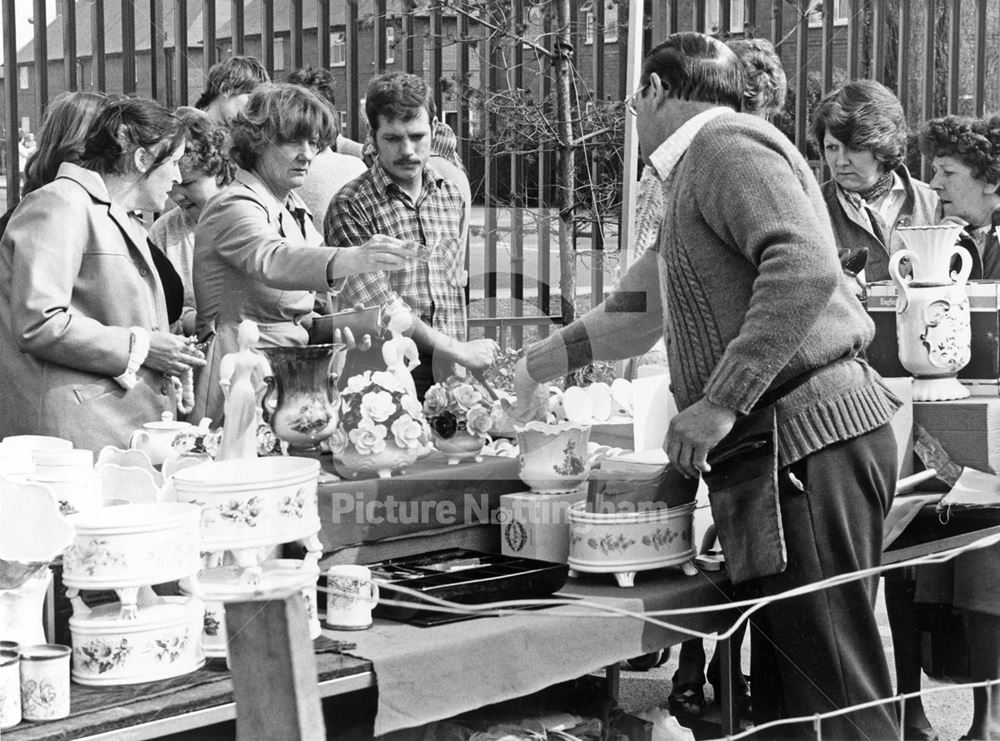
[749,423,898,740]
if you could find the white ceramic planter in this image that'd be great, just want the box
[62,503,202,590]
[334,440,420,479]
[567,501,697,587]
[515,421,592,493]
[69,594,204,685]
[0,570,51,647]
[431,430,485,465]
[171,457,321,552]
[188,559,320,658]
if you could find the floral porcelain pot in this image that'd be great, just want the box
[334,440,420,479]
[62,503,202,591]
[431,429,485,465]
[27,448,101,516]
[567,501,697,588]
[187,559,320,658]
[890,225,972,401]
[171,457,321,551]
[69,591,204,685]
[515,421,592,493]
[129,412,199,466]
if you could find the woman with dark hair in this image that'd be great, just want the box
[149,107,235,335]
[0,97,206,451]
[812,79,938,282]
[193,83,415,423]
[920,115,1000,278]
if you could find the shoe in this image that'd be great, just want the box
[710,673,751,719]
[668,672,706,717]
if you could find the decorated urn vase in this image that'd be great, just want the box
[515,421,592,493]
[890,224,971,401]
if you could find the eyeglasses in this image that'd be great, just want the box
[625,84,649,116]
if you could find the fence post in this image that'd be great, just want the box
[225,594,325,741]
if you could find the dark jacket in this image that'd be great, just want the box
[822,164,939,282]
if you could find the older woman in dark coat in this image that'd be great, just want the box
[812,80,939,282]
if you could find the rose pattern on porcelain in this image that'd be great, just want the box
[919,292,971,370]
[20,677,59,719]
[69,597,204,685]
[63,534,200,588]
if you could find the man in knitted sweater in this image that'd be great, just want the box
[514,33,900,739]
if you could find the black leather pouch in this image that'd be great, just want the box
[703,404,786,585]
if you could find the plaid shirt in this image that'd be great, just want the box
[324,159,467,340]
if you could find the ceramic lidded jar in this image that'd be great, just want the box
[890,224,971,402]
[515,421,592,493]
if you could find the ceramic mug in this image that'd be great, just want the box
[19,644,71,721]
[0,648,20,729]
[325,565,379,630]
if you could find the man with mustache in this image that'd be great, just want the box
[325,72,497,398]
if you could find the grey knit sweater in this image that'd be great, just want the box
[526,113,899,465]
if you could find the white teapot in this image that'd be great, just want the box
[129,412,205,466]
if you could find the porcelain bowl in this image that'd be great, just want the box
[515,421,592,493]
[567,500,696,574]
[187,559,320,658]
[171,457,321,551]
[70,594,204,685]
[62,503,202,589]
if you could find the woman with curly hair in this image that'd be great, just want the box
[920,114,1000,278]
[149,107,234,335]
[812,79,938,282]
[192,83,415,423]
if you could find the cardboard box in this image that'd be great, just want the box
[499,490,586,563]
[913,397,1000,474]
[866,281,1000,388]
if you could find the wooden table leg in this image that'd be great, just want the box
[226,594,326,741]
[717,634,738,735]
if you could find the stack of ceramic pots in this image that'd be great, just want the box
[171,457,324,659]
[1,435,102,515]
[62,503,205,685]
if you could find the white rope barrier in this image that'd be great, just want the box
[317,528,1000,739]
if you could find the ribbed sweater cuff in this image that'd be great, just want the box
[525,322,594,384]
[702,359,770,414]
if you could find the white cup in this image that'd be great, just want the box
[19,644,71,721]
[0,648,20,729]
[325,565,379,630]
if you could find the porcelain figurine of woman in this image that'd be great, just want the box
[217,319,270,461]
[382,311,420,400]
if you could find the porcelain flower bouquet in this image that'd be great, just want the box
[329,371,430,478]
[422,375,496,464]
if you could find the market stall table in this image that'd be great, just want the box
[3,568,733,740]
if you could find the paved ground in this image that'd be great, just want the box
[614,586,972,740]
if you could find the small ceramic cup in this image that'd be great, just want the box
[19,644,71,721]
[325,565,380,630]
[0,648,21,729]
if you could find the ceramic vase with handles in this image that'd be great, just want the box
[259,344,346,452]
[889,224,971,401]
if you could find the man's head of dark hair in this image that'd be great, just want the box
[365,72,437,135]
[195,55,270,109]
[641,32,744,111]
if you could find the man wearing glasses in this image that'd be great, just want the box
[514,32,899,739]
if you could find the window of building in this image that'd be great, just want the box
[273,37,285,71]
[706,0,745,33]
[18,66,29,90]
[331,31,346,67]
[808,0,851,27]
[583,2,618,44]
[386,25,396,64]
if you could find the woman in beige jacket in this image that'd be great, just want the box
[0,97,206,452]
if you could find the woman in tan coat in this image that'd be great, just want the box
[0,97,205,452]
